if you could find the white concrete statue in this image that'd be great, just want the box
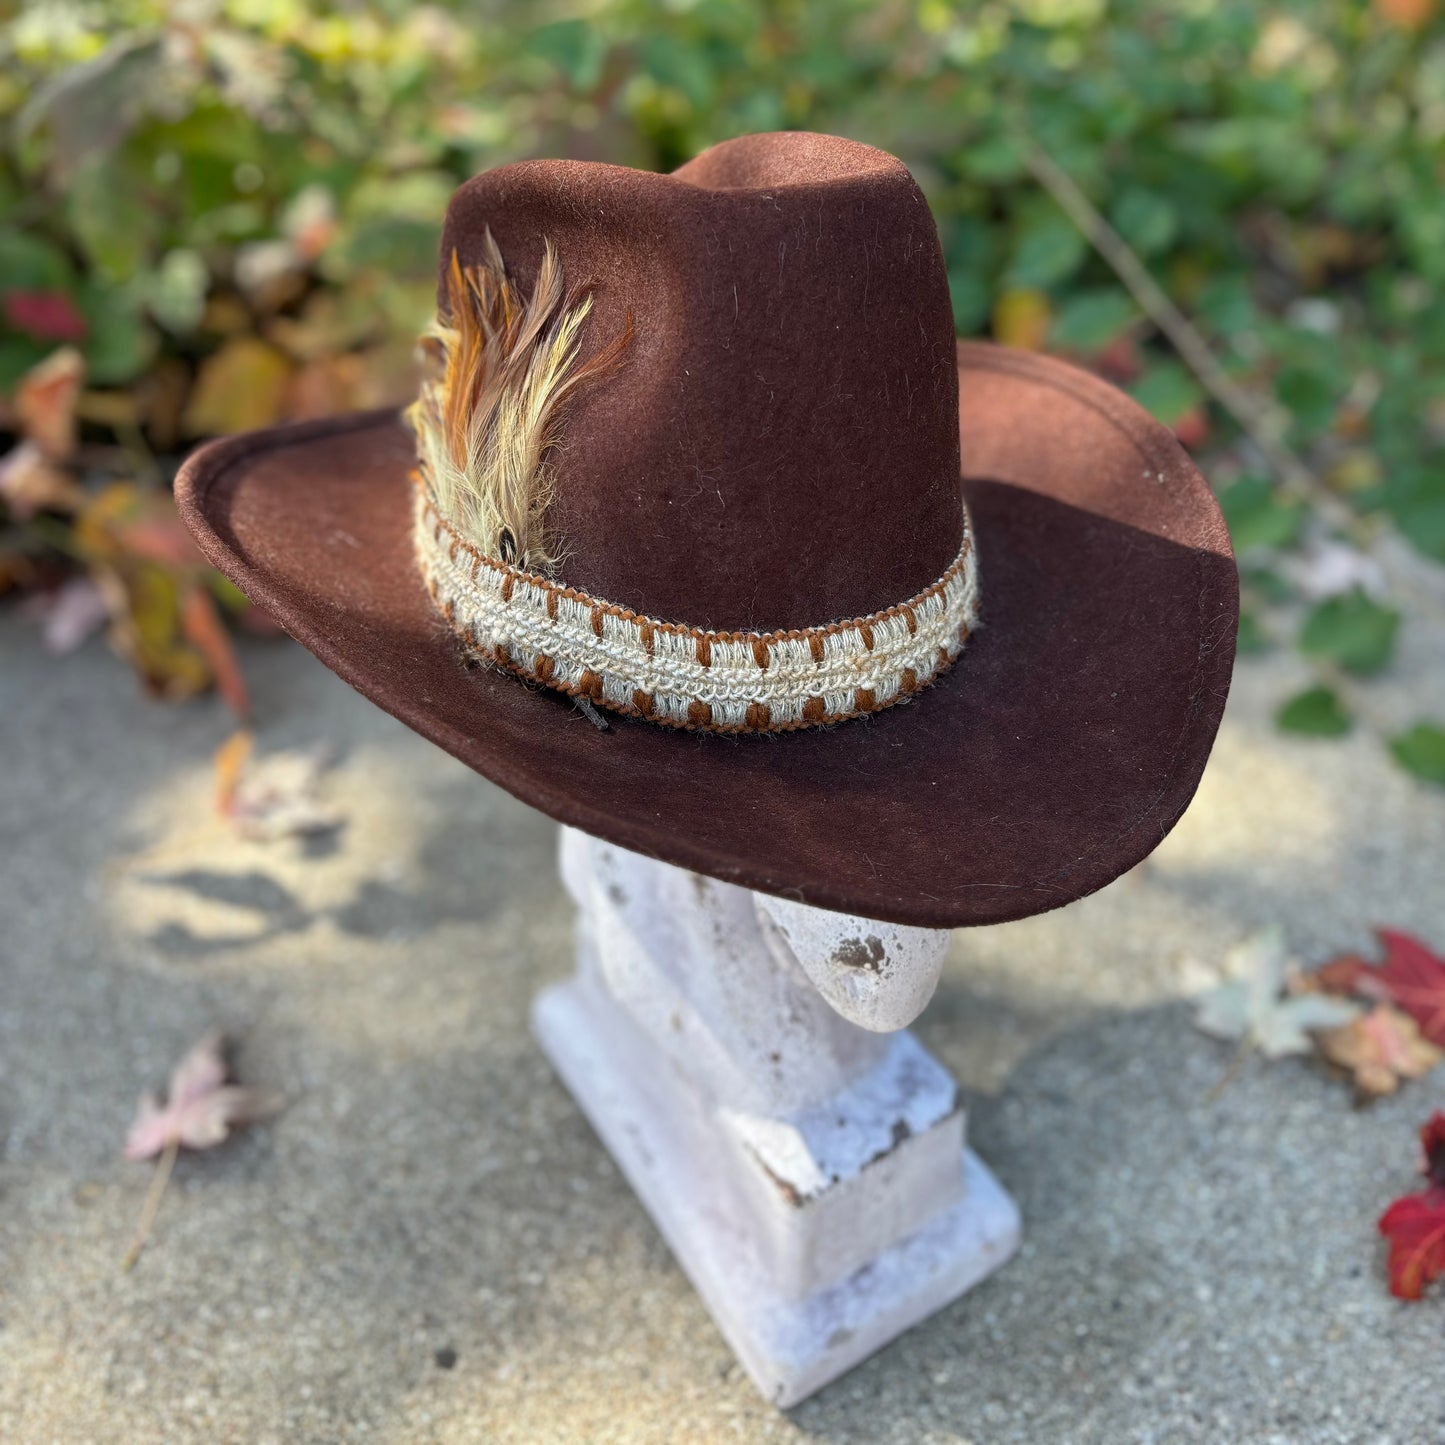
[532,826,1021,1407]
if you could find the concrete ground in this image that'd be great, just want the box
[2,544,1444,1444]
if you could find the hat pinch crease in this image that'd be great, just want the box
[413,477,981,735]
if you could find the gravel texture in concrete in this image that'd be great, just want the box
[1,556,1443,1443]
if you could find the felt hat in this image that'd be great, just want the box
[176,132,1237,928]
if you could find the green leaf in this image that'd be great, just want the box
[1130,362,1202,426]
[347,171,454,224]
[1243,565,1293,604]
[959,135,1026,183]
[0,335,52,393]
[525,20,608,91]
[1277,686,1352,737]
[79,279,154,386]
[947,265,991,335]
[641,35,717,111]
[1048,289,1137,351]
[1390,724,1445,785]
[1396,494,1445,563]
[1109,188,1177,258]
[15,36,166,181]
[66,152,154,281]
[1299,590,1400,676]
[1218,476,1304,551]
[0,231,75,292]
[1275,363,1339,440]
[1006,205,1086,290]
[1196,274,1257,337]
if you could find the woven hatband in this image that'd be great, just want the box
[414,471,980,734]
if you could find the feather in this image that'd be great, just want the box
[406,234,631,571]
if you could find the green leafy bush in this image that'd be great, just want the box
[2,0,1443,774]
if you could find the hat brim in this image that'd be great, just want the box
[176,343,1236,928]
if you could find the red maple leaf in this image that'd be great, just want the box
[1355,930,1445,1046]
[1379,1112,1445,1301]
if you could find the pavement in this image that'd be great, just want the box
[2,540,1444,1444]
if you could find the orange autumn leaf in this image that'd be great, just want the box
[213,729,255,813]
[181,584,251,719]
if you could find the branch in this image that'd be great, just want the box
[1020,139,1359,535]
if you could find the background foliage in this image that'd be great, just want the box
[2,0,1443,776]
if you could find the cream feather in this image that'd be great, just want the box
[406,232,630,571]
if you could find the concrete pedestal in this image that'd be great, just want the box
[532,828,1020,1408]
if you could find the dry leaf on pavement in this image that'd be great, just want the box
[1317,1004,1443,1098]
[122,1030,282,1270]
[214,729,345,840]
[124,1030,282,1160]
[1314,929,1445,1047]
[1379,1112,1445,1300]
[1194,927,1361,1059]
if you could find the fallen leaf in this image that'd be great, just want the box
[1317,1004,1443,1097]
[1298,953,1372,996]
[16,345,85,459]
[1351,930,1445,1046]
[1194,927,1360,1058]
[1391,723,1445,787]
[124,1030,281,1160]
[122,1030,282,1271]
[217,738,345,840]
[213,728,254,813]
[1378,1112,1445,1300]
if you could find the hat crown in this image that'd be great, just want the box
[436,132,963,632]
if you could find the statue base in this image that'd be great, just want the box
[533,970,1020,1407]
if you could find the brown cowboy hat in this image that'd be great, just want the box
[176,132,1236,929]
